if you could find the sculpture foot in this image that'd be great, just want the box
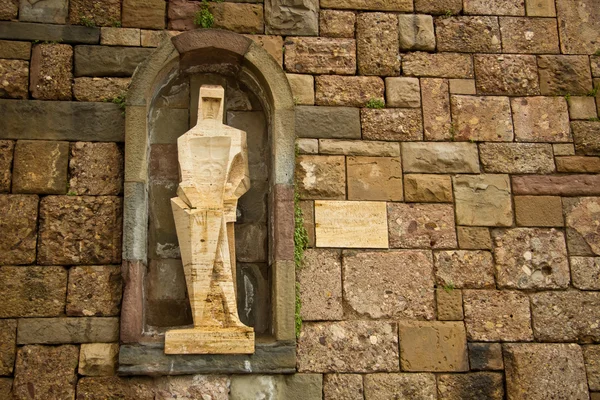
[164,326,255,354]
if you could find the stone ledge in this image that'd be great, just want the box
[0,21,99,44]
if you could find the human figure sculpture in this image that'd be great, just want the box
[164,85,254,354]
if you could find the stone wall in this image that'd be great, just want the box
[1,0,600,398]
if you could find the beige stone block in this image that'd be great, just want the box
[122,0,165,29]
[361,109,423,141]
[525,0,555,16]
[319,10,356,38]
[140,30,162,47]
[436,289,464,321]
[457,227,492,250]
[315,200,388,248]
[402,52,474,79]
[284,37,356,75]
[316,75,384,107]
[584,345,600,391]
[30,43,73,100]
[78,343,118,376]
[475,54,540,95]
[564,197,600,256]
[453,175,513,227]
[514,196,563,227]
[398,14,435,51]
[556,156,600,173]
[388,203,457,249]
[404,174,452,203]
[499,17,559,54]
[538,55,593,96]
[573,121,600,156]
[12,140,69,194]
[286,73,314,105]
[569,96,598,120]
[571,257,600,290]
[298,249,343,321]
[451,95,514,142]
[210,2,264,34]
[385,77,420,108]
[295,138,318,154]
[0,320,16,375]
[421,78,451,141]
[435,16,501,53]
[479,143,555,174]
[553,143,575,156]
[556,0,600,55]
[347,156,403,201]
[364,374,436,400]
[434,250,495,289]
[464,0,524,15]
[245,35,284,66]
[73,77,130,102]
[323,374,363,400]
[0,195,38,265]
[402,142,480,173]
[320,0,412,10]
[449,79,476,95]
[319,139,399,157]
[100,27,141,46]
[0,40,31,60]
[0,59,28,99]
[415,0,462,14]
[511,97,571,142]
[357,13,399,76]
[67,266,122,317]
[295,155,345,200]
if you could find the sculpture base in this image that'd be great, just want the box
[164,327,255,355]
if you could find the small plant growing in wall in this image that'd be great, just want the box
[587,83,599,97]
[294,191,309,338]
[193,0,224,29]
[365,98,385,109]
[79,16,95,27]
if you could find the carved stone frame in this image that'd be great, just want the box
[119,29,296,375]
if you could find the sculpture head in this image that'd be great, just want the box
[198,85,225,124]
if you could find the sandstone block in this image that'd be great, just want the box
[421,78,452,140]
[511,96,571,142]
[0,195,38,265]
[525,0,555,16]
[437,372,504,400]
[67,266,122,317]
[553,143,575,156]
[557,156,600,173]
[286,74,313,105]
[323,374,363,400]
[385,77,420,108]
[479,143,555,174]
[0,59,28,99]
[474,54,539,95]
[434,250,495,289]
[451,95,513,141]
[12,140,69,194]
[500,16,559,53]
[449,79,476,94]
[457,227,492,250]
[73,77,130,102]
[298,249,343,321]
[319,139,399,157]
[360,109,423,141]
[398,14,435,51]
[512,174,600,196]
[315,201,388,248]
[343,250,435,320]
[0,21,100,43]
[538,55,593,95]
[463,290,533,342]
[320,0,412,11]
[17,317,119,344]
[79,343,119,376]
[69,0,121,26]
[402,142,479,173]
[295,155,345,199]
[166,0,197,30]
[584,345,600,391]
[415,0,462,14]
[296,139,317,155]
[404,174,452,203]
[453,174,513,227]
[556,0,600,54]
[0,378,11,396]
[402,52,474,78]
[38,196,122,265]
[122,0,166,29]
[357,12,399,76]
[100,27,140,46]
[141,30,163,47]
[297,321,399,373]
[0,319,16,375]
[564,197,600,256]
[13,345,78,400]
[504,343,589,400]
[436,289,464,321]
[284,37,356,75]
[388,203,457,249]
[77,376,155,400]
[158,375,229,400]
[468,343,504,371]
[364,373,436,400]
[264,0,318,35]
[0,140,13,192]
[19,0,68,24]
[74,45,154,77]
[573,121,600,156]
[0,40,31,59]
[464,0,524,15]
[0,0,17,20]
[319,10,355,38]
[295,106,361,139]
[571,257,600,290]
[514,195,563,227]
[246,35,284,66]
[347,156,403,201]
[436,16,501,53]
[69,142,123,195]
[569,97,598,120]
[316,75,384,107]
[593,56,600,78]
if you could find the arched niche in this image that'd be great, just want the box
[119,29,296,375]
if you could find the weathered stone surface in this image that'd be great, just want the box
[67,266,122,317]
[557,156,600,173]
[436,16,501,53]
[474,54,539,95]
[69,0,120,26]
[315,201,388,248]
[246,34,284,66]
[0,0,17,20]
[38,196,122,265]
[0,140,13,192]
[320,0,412,11]
[73,77,130,102]
[74,45,154,77]
[0,195,38,265]
[569,96,598,120]
[316,75,384,107]
[402,143,479,173]
[297,321,399,373]
[0,40,31,60]
[584,345,600,391]
[295,155,345,199]
[556,0,600,54]
[100,27,140,46]
[286,73,313,105]
[449,79,476,94]
[12,140,69,194]
[19,0,68,23]
[13,345,78,400]
[361,109,423,141]
[157,375,230,400]
[468,343,504,371]
[69,142,123,195]
[421,78,451,141]
[344,250,435,320]
[0,21,99,44]
[285,37,355,75]
[593,56,600,78]
[514,195,564,227]
[398,14,434,51]
[364,373,435,400]
[434,250,495,289]
[264,0,318,36]
[320,10,355,38]
[347,156,403,201]
[571,257,600,290]
[385,77,421,108]
[464,0,524,15]
[451,96,513,141]
[480,143,555,173]
[457,227,492,250]
[553,143,575,156]
[319,139,399,157]
[233,374,320,400]
[295,106,360,139]
[499,17,559,53]
[0,319,16,375]
[504,343,589,400]
[415,0,462,14]
[511,96,571,142]
[0,378,10,396]
[525,0,555,16]
[323,374,363,400]
[122,0,165,29]
[388,203,457,249]
[453,174,513,227]
[573,121,600,156]
[79,343,118,376]
[17,317,119,344]
[437,372,504,400]
[463,290,533,342]
[402,52,474,78]
[436,289,463,321]
[298,249,343,321]
[404,174,452,203]
[513,174,600,196]
[77,376,155,400]
[564,197,600,256]
[297,137,317,155]
[538,55,593,95]
[0,59,28,99]
[299,200,315,246]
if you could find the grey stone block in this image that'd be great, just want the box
[17,318,119,344]
[230,374,323,400]
[74,45,154,77]
[0,21,99,44]
[296,106,361,139]
[19,0,68,24]
[265,0,318,35]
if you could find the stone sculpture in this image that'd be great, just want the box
[164,85,254,354]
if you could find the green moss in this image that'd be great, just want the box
[443,282,455,293]
[79,16,95,27]
[293,192,308,338]
[365,98,385,109]
[587,83,599,97]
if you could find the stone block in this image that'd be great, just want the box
[74,45,154,77]
[0,140,13,192]
[564,197,600,256]
[76,376,155,400]
[319,10,355,38]
[79,343,119,376]
[38,196,122,265]
[554,143,575,156]
[0,40,31,59]
[511,96,571,142]
[468,342,504,371]
[0,195,38,265]
[67,265,122,317]
[315,75,384,107]
[480,143,555,174]
[593,57,600,78]
[451,95,513,141]
[147,181,178,259]
[404,174,452,203]
[0,0,17,20]
[295,155,345,199]
[361,109,423,141]
[538,55,593,96]
[0,319,16,375]
[402,52,474,78]
[437,372,504,400]
[299,200,315,246]
[19,0,68,24]
[286,74,313,105]
[457,227,491,250]
[141,29,163,47]
[474,54,539,95]
[0,59,28,99]
[100,27,140,46]
[500,17,559,54]
[319,139,399,157]
[264,0,318,36]
[320,0,412,11]
[449,79,476,94]
[323,374,363,400]
[464,0,524,15]
[156,375,229,400]
[344,250,435,320]
[571,257,600,290]
[122,0,166,29]
[436,289,463,321]
[435,16,501,53]
[230,374,322,400]
[298,249,343,321]
[557,156,600,173]
[415,0,462,14]
[453,174,513,227]
[385,77,420,108]
[504,343,589,400]
[525,0,555,16]
[149,107,189,144]
[402,142,479,173]
[295,106,360,139]
[0,21,100,43]
[573,121,600,156]
[556,0,600,54]
[585,346,600,391]
[69,142,123,195]
[347,156,403,201]
[363,373,436,400]
[398,14,435,51]
[69,0,120,26]
[463,290,533,342]
[285,37,355,75]
[73,77,130,102]
[0,378,10,397]
[295,139,317,155]
[17,317,119,344]
[315,201,388,248]
[421,78,452,140]
[514,195,563,227]
[512,175,600,196]
[235,223,268,263]
[244,35,283,65]
[569,97,598,120]
[12,140,69,194]
[434,250,495,289]
[388,203,457,249]
[13,345,78,400]
[297,321,399,373]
